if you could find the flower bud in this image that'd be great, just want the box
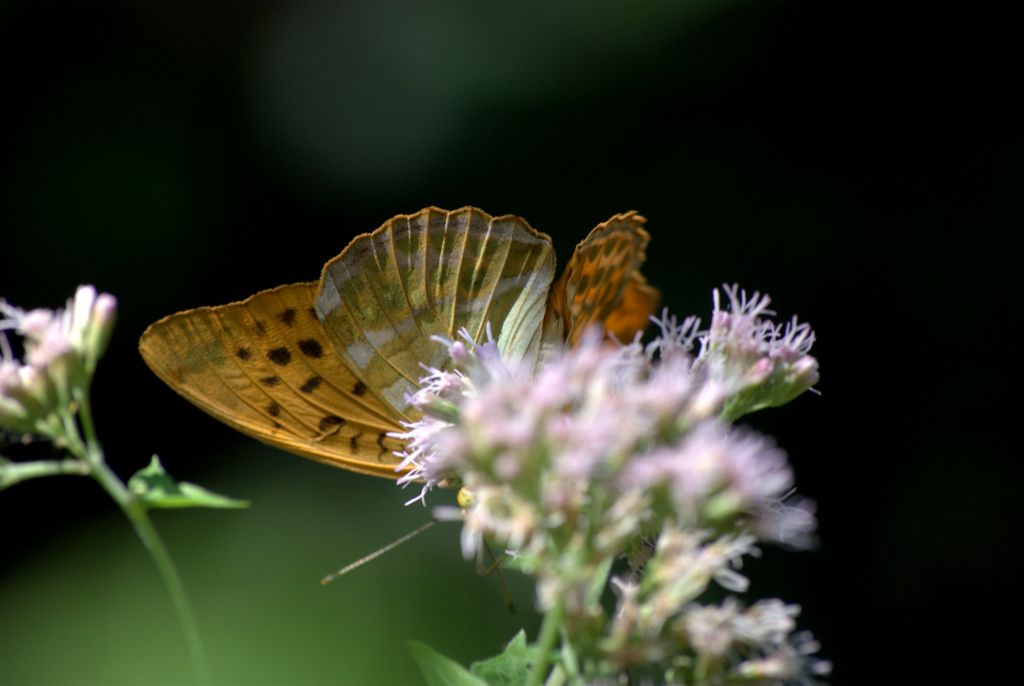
[69,285,97,349]
[0,363,55,434]
[448,340,469,365]
[84,293,117,373]
[0,394,31,433]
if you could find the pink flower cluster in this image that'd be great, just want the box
[0,286,116,435]
[390,285,828,682]
[395,286,819,550]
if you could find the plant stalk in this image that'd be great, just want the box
[527,598,565,686]
[72,389,211,686]
[0,458,90,490]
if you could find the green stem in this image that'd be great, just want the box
[527,598,564,686]
[73,389,211,686]
[0,458,90,491]
[118,484,211,686]
[59,410,89,456]
[74,386,102,463]
[693,651,720,686]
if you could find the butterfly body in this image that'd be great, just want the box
[139,207,657,478]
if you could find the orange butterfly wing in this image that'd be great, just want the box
[139,207,656,479]
[139,283,406,478]
[544,211,660,346]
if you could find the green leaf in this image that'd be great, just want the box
[470,630,537,686]
[128,456,249,509]
[408,641,489,686]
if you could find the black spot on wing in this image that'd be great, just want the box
[267,401,281,417]
[307,307,319,320]
[297,338,323,358]
[352,380,367,396]
[267,347,292,365]
[300,375,322,393]
[277,308,297,327]
[260,375,280,386]
[236,347,253,361]
[255,321,267,336]
[350,431,363,452]
[319,415,345,432]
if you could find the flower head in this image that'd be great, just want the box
[696,284,819,420]
[0,286,117,436]
[393,285,825,683]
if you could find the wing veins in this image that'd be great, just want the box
[336,258,420,386]
[179,313,297,434]
[251,291,399,431]
[499,242,549,351]
[387,217,428,345]
[205,308,324,437]
[472,219,512,343]
[449,209,473,334]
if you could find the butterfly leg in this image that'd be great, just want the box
[477,540,516,614]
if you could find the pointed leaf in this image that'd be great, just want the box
[128,456,249,509]
[470,630,537,686]
[408,641,489,686]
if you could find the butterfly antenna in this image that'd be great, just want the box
[321,520,435,586]
[481,541,516,614]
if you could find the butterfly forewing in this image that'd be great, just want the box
[315,207,556,416]
[138,283,406,478]
[544,211,660,346]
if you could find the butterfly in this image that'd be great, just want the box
[139,207,658,478]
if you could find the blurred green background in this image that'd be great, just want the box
[0,1,1014,684]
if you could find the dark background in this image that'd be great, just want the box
[1,1,1014,684]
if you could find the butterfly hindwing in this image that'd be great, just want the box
[544,211,660,346]
[138,283,406,478]
[315,206,557,417]
[602,273,662,342]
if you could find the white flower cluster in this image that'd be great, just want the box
[393,286,828,684]
[0,286,117,436]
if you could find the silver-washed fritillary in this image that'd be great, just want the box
[139,207,659,478]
